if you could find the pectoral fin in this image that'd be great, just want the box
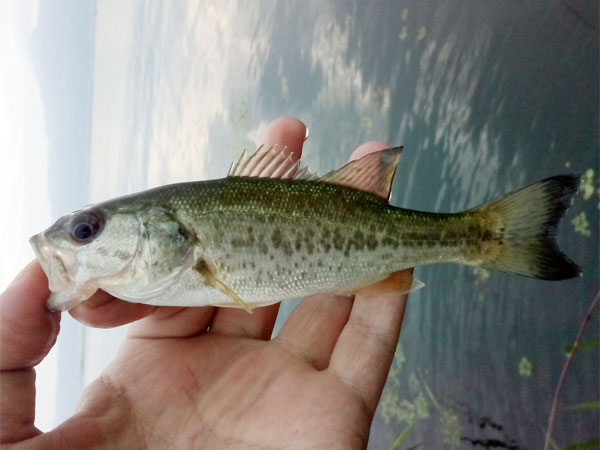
[345,270,424,297]
[194,260,253,313]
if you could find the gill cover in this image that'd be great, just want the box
[99,207,196,301]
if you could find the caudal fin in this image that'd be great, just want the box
[476,175,582,280]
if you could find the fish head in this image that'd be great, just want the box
[31,203,196,311]
[30,206,141,311]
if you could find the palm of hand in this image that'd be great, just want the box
[91,328,370,449]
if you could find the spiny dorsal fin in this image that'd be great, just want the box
[318,147,403,200]
[228,145,317,180]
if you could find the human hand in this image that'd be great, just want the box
[0,117,411,449]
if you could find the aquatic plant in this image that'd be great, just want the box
[571,211,591,237]
[381,347,430,428]
[472,267,490,283]
[396,9,426,43]
[421,375,463,450]
[518,357,533,377]
[399,26,408,42]
[543,292,600,450]
[581,169,595,200]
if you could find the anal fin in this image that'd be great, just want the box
[348,270,424,297]
[194,260,253,313]
[213,300,280,308]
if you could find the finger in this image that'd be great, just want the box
[1,369,39,443]
[348,140,390,161]
[0,261,58,443]
[262,116,309,162]
[0,261,59,369]
[69,290,156,328]
[70,290,216,339]
[328,140,412,415]
[328,285,409,415]
[210,117,307,340]
[128,306,216,339]
[275,294,353,369]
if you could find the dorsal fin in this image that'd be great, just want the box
[318,147,403,200]
[228,145,317,180]
[228,146,402,197]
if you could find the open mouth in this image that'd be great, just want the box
[29,233,74,292]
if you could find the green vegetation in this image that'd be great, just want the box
[381,346,430,427]
[581,169,595,200]
[564,340,599,356]
[396,9,426,43]
[561,437,600,450]
[518,357,533,377]
[544,293,599,450]
[472,267,490,283]
[389,423,421,450]
[381,347,465,449]
[571,212,591,237]
[567,401,600,411]
[399,26,408,42]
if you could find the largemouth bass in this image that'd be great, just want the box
[30,146,582,311]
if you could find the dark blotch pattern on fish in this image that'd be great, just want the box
[281,237,293,256]
[381,236,399,249]
[271,228,283,249]
[366,235,378,250]
[333,228,344,251]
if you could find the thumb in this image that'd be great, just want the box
[0,261,60,443]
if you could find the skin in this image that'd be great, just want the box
[0,117,412,450]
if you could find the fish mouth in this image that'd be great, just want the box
[30,233,76,292]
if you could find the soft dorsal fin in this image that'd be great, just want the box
[228,145,318,180]
[318,147,403,200]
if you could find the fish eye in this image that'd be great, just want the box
[68,212,104,244]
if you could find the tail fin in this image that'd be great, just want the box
[475,175,582,280]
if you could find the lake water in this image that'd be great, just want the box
[60,0,600,448]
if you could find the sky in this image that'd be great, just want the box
[0,0,96,431]
[1,0,95,286]
[0,0,50,291]
[0,0,56,431]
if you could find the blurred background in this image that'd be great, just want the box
[1,0,598,448]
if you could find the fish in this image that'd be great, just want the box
[30,145,582,312]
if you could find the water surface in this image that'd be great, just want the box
[57,1,600,447]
